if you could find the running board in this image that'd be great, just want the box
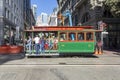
[26,53,59,57]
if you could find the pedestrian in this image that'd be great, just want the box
[97,39,102,54]
[11,34,15,45]
[26,36,32,53]
[34,35,40,54]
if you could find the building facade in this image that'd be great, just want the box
[23,0,32,30]
[57,0,120,49]
[31,4,37,21]
[48,8,58,26]
[0,0,34,45]
[0,0,24,45]
[30,9,36,26]
[36,12,49,26]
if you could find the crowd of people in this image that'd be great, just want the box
[25,35,58,54]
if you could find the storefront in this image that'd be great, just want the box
[109,24,120,49]
[3,25,16,45]
[105,24,120,49]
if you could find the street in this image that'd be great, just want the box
[0,0,120,79]
[0,51,120,80]
[0,65,120,80]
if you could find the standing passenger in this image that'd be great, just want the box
[41,37,45,53]
[49,36,54,49]
[26,36,32,53]
[53,37,58,50]
[39,37,42,53]
[34,35,40,54]
[45,38,49,50]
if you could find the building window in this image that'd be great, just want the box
[14,4,16,13]
[9,0,11,6]
[14,16,16,24]
[81,12,91,23]
[11,0,13,8]
[5,0,8,4]
[103,5,114,18]
[4,25,9,44]
[11,13,13,22]
[6,10,9,19]
[72,0,76,7]
[75,14,78,26]
[103,10,113,18]
[5,8,7,18]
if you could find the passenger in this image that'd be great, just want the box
[53,37,58,50]
[87,33,93,40]
[71,34,75,40]
[78,34,83,40]
[26,36,32,53]
[60,35,64,41]
[49,36,54,49]
[39,37,41,53]
[45,38,49,50]
[41,36,45,53]
[34,35,40,54]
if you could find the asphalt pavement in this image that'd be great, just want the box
[0,50,120,65]
[0,50,120,80]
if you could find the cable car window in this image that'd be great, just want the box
[60,32,67,41]
[68,32,76,41]
[86,32,93,40]
[78,33,84,40]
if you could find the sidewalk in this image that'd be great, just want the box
[103,49,120,56]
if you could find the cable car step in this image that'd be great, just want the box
[26,53,59,57]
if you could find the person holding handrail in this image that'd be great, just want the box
[41,36,45,53]
[26,36,32,54]
[34,35,40,54]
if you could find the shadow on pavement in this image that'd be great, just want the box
[0,53,25,65]
[113,53,120,56]
[104,49,120,56]
[59,54,99,58]
[27,54,98,58]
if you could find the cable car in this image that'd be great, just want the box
[24,26,101,56]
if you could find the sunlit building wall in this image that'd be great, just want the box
[48,8,58,26]
[0,0,24,45]
[36,12,49,26]
[31,4,37,21]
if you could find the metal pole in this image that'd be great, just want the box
[101,32,103,52]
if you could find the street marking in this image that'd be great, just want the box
[0,64,120,68]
